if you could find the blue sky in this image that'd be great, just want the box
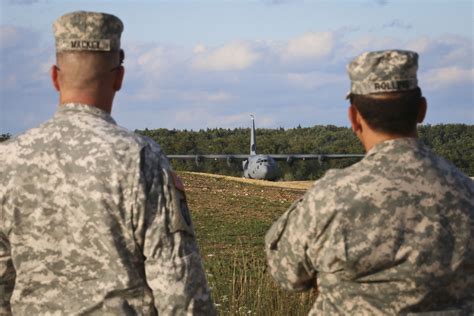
[1,0,473,135]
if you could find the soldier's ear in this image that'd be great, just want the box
[348,104,362,134]
[417,97,427,123]
[113,66,124,91]
[50,65,60,92]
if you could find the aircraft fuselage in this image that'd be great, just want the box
[243,155,279,180]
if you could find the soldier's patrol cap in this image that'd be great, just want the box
[53,11,123,53]
[346,50,419,99]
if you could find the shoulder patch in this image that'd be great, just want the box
[164,170,194,236]
[171,172,185,192]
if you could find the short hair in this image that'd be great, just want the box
[56,51,121,90]
[349,88,423,136]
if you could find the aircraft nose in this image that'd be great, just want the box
[262,164,278,180]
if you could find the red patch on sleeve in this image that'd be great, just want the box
[171,172,185,192]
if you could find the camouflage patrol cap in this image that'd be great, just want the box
[53,11,123,52]
[346,50,418,99]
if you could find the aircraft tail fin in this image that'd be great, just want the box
[250,115,257,155]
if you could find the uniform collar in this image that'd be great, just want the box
[56,103,117,125]
[366,137,421,158]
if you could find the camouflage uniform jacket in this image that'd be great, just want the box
[265,138,474,315]
[0,103,216,315]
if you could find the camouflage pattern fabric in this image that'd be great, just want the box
[53,11,123,52]
[265,138,474,315]
[346,50,419,97]
[0,103,216,315]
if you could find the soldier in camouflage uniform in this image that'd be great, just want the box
[0,11,216,315]
[265,50,474,315]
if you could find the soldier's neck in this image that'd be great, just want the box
[360,129,417,152]
[59,92,114,114]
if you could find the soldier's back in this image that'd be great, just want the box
[306,138,474,315]
[0,103,164,314]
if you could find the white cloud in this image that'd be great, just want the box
[283,32,334,60]
[382,19,412,30]
[174,110,276,129]
[181,91,233,103]
[343,35,399,58]
[406,37,431,54]
[287,72,345,90]
[265,0,293,4]
[0,74,18,90]
[421,67,474,90]
[2,24,473,135]
[0,26,21,49]
[406,35,472,68]
[136,47,170,78]
[123,88,161,102]
[8,0,39,5]
[193,44,206,54]
[436,37,473,67]
[0,26,51,92]
[193,41,260,71]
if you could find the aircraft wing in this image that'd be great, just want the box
[168,154,250,160]
[267,154,365,162]
[168,154,364,161]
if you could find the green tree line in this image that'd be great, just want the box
[0,134,11,142]
[2,125,472,179]
[136,124,474,180]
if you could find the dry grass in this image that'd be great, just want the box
[180,172,317,315]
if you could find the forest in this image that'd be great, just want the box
[2,124,473,179]
[136,124,473,180]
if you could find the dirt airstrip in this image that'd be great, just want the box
[181,171,314,191]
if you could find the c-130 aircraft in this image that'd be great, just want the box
[168,115,364,180]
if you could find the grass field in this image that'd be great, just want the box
[180,172,318,315]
